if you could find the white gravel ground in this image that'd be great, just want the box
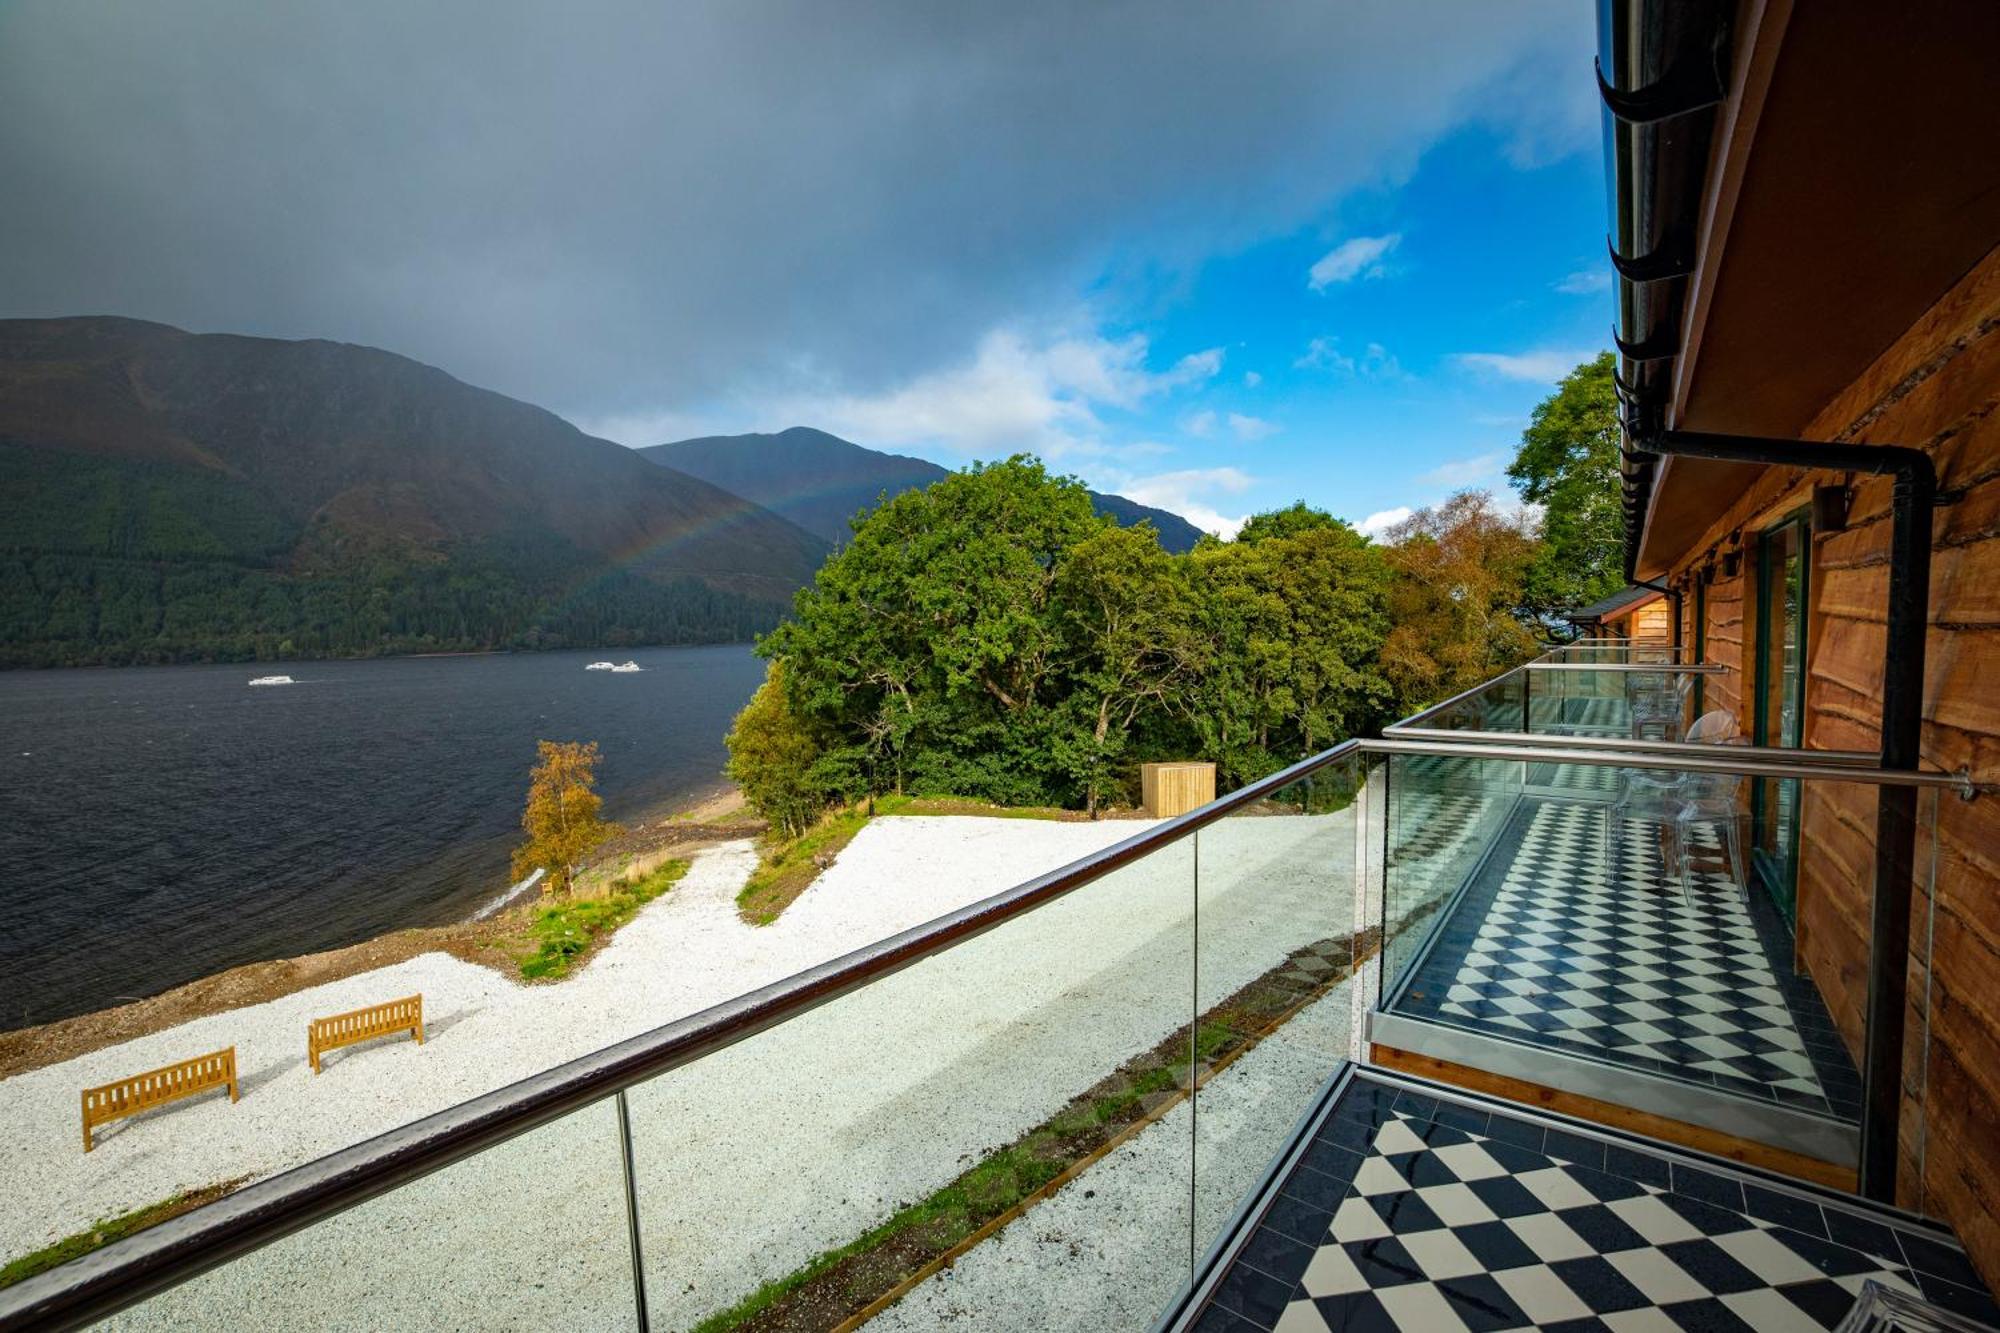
[6,807,1365,1331]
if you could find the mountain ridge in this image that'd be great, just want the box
[0,316,830,666]
[642,426,1208,553]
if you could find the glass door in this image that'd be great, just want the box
[1752,513,1809,922]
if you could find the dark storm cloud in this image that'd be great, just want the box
[0,1,1592,421]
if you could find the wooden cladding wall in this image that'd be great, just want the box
[1662,245,2000,1276]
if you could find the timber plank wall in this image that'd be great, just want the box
[1665,243,2000,1273]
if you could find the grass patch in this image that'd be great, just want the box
[735,804,874,926]
[691,930,1367,1333]
[518,859,690,981]
[0,1180,246,1292]
[873,793,1109,821]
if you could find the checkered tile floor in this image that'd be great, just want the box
[1393,799,1862,1120]
[1192,1073,1999,1333]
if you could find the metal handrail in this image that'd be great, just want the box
[1362,736,1979,794]
[3,728,1982,1329]
[1379,725,1883,767]
[1392,660,1730,733]
[0,743,1369,1332]
[1526,661,1726,673]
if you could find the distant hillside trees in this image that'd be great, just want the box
[728,457,1544,826]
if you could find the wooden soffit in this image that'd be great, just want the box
[1635,0,2000,578]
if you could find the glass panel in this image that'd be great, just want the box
[621,841,1196,1332]
[1378,753,1522,1002]
[93,1096,637,1330]
[1191,756,1367,1251]
[1379,754,1943,1166]
[1755,516,1810,921]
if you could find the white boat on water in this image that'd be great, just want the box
[584,661,617,671]
[247,675,294,686]
[608,661,643,673]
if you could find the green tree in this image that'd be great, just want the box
[511,740,620,897]
[763,456,1104,805]
[1507,351,1624,616]
[725,662,832,838]
[1051,523,1199,814]
[1185,513,1393,784]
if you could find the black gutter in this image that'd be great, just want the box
[1596,0,1734,582]
[1644,429,1935,1204]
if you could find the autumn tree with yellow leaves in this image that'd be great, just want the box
[512,740,620,897]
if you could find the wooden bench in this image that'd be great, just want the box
[308,994,424,1073]
[81,1047,238,1152]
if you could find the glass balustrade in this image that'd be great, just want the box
[1371,747,1942,1171]
[5,718,1963,1328]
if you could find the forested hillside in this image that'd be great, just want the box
[0,318,829,666]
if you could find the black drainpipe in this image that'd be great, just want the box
[1638,428,1934,1203]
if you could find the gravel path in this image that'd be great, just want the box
[9,807,1362,1330]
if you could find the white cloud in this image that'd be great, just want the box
[775,327,1223,458]
[1555,268,1611,295]
[1110,466,1256,540]
[1294,336,1355,373]
[1227,412,1277,441]
[1308,233,1401,290]
[1418,452,1505,488]
[1357,506,1414,537]
[572,406,727,448]
[1243,371,1262,389]
[1294,336,1404,381]
[1451,348,1596,384]
[1183,409,1218,438]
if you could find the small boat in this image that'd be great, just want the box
[585,661,617,671]
[247,675,294,687]
[609,661,644,673]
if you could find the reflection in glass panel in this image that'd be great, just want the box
[622,841,1196,1332]
[96,1097,636,1331]
[1192,758,1367,1249]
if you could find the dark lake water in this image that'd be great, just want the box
[0,645,765,1029]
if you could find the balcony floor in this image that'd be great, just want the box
[1390,797,1862,1122]
[1188,1069,1999,1333]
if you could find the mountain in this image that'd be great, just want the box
[642,426,1208,553]
[0,317,830,667]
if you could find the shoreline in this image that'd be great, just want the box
[0,782,760,1080]
[1,637,764,674]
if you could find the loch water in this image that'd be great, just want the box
[0,644,765,1028]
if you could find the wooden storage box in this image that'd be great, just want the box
[1141,762,1216,818]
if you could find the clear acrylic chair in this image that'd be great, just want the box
[1674,758,1750,904]
[1601,708,1740,907]
[1628,670,1694,742]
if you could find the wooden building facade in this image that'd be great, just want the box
[1604,0,2000,1278]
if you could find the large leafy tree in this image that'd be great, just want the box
[762,456,1105,805]
[1378,492,1542,709]
[735,463,1403,827]
[1507,351,1625,616]
[1184,513,1393,785]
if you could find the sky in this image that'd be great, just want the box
[0,0,1611,539]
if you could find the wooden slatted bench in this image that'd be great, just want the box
[308,994,424,1073]
[81,1047,238,1152]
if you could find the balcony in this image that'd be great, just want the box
[1,655,1993,1332]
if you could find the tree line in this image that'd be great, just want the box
[727,353,1622,833]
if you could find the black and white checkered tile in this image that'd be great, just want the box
[1396,800,1861,1119]
[1195,1075,1999,1333]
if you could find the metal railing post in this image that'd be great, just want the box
[616,1090,650,1331]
